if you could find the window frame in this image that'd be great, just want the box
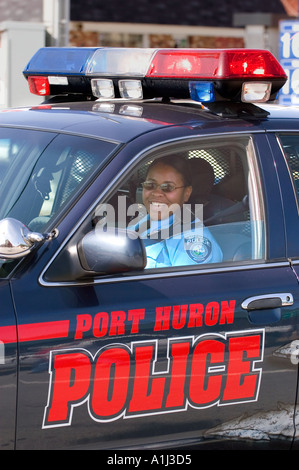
[40,132,267,286]
[277,133,299,215]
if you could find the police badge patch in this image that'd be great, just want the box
[184,235,212,263]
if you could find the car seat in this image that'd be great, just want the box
[188,158,235,224]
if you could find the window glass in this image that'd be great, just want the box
[0,128,117,278]
[278,135,299,201]
[93,135,265,272]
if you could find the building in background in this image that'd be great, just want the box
[0,0,292,54]
[0,0,296,107]
[68,0,287,57]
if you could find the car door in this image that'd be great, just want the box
[271,132,299,450]
[10,130,299,450]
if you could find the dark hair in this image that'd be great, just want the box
[146,155,192,186]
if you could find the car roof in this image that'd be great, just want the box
[0,99,298,143]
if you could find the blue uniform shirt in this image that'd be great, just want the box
[131,211,223,268]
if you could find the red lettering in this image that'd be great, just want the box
[74,300,236,341]
[189,339,224,405]
[219,300,235,325]
[166,341,190,408]
[74,314,92,339]
[128,308,145,333]
[43,330,263,428]
[93,312,109,337]
[205,302,220,326]
[155,301,235,332]
[129,344,165,413]
[223,334,261,402]
[154,306,171,331]
[172,305,188,329]
[109,310,126,336]
[91,347,130,418]
[46,351,91,424]
[187,303,204,328]
[75,309,144,340]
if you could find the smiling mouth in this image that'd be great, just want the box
[149,202,169,219]
[150,202,168,208]
[149,202,170,214]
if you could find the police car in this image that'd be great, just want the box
[0,46,298,451]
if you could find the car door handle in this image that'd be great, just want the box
[241,293,294,311]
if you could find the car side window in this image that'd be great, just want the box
[95,135,265,271]
[279,134,299,202]
[0,130,117,279]
[0,132,116,232]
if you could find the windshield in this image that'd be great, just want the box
[0,127,117,277]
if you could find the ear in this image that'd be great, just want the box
[183,185,192,203]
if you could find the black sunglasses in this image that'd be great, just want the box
[142,181,185,193]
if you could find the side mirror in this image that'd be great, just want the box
[44,227,146,282]
[0,218,51,259]
[78,227,146,274]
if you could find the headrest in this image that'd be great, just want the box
[189,158,214,200]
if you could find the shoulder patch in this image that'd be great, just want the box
[184,235,212,263]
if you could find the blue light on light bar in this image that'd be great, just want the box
[189,81,215,103]
[24,47,100,76]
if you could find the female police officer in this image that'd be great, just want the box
[132,155,223,269]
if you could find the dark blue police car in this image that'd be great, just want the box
[0,46,298,450]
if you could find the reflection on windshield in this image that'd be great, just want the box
[0,128,117,278]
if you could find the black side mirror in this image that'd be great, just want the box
[44,227,146,282]
[78,227,146,274]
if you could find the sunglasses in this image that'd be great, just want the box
[142,181,186,193]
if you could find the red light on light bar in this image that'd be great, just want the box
[227,50,285,78]
[28,76,50,96]
[146,49,287,80]
[147,50,220,78]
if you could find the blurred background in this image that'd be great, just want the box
[0,0,296,107]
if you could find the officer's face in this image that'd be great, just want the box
[143,162,192,221]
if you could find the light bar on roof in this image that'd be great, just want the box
[23,47,287,103]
